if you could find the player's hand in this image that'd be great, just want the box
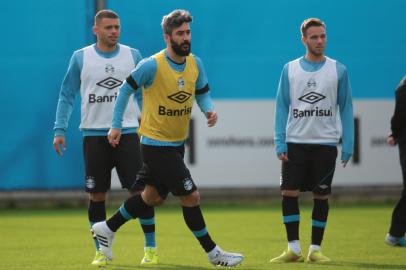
[341,160,348,168]
[387,134,396,146]
[278,153,289,161]
[53,136,66,157]
[108,128,122,147]
[206,111,217,127]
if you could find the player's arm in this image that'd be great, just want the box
[389,77,406,145]
[130,48,143,65]
[109,82,134,146]
[194,56,217,127]
[109,58,157,146]
[130,48,144,111]
[337,63,354,167]
[53,51,82,156]
[274,64,290,161]
[196,91,216,127]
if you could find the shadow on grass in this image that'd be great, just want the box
[108,263,258,270]
[108,263,213,270]
[320,261,406,270]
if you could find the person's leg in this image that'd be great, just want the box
[135,186,164,264]
[107,193,156,232]
[92,186,163,260]
[308,193,331,262]
[159,145,243,267]
[166,146,216,253]
[94,144,166,261]
[311,195,329,248]
[115,134,160,259]
[271,143,305,263]
[386,143,406,246]
[270,190,304,263]
[83,136,113,265]
[88,192,107,250]
[281,191,301,255]
[179,190,243,267]
[388,196,406,240]
[307,145,336,262]
[180,191,216,253]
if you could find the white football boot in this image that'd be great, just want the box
[91,221,115,260]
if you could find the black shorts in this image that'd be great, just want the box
[280,143,337,195]
[83,133,143,193]
[136,144,197,199]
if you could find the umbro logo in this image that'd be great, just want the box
[96,77,122,90]
[298,92,326,104]
[168,91,192,104]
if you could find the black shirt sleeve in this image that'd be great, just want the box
[391,77,406,140]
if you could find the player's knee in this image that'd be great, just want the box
[150,195,164,206]
[180,191,200,207]
[129,190,142,196]
[141,190,164,206]
[89,192,106,202]
[141,194,155,206]
[313,193,329,200]
[281,190,299,197]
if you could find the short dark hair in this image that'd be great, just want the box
[161,9,192,35]
[94,9,119,25]
[301,18,325,37]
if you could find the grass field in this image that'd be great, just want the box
[1,203,405,270]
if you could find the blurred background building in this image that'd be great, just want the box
[1,0,405,205]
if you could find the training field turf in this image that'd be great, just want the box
[1,204,405,270]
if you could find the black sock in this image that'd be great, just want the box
[88,200,106,223]
[107,194,153,232]
[282,196,300,241]
[88,200,106,250]
[312,199,329,245]
[139,207,156,248]
[182,205,216,252]
[138,207,155,233]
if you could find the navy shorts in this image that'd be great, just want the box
[83,133,143,193]
[136,144,197,199]
[280,143,337,195]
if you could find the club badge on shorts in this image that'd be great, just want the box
[183,178,193,191]
[86,176,96,189]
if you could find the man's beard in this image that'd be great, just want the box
[308,44,324,56]
[170,38,191,56]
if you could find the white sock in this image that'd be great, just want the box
[288,240,301,255]
[309,244,321,252]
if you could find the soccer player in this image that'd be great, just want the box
[271,18,354,263]
[92,9,244,267]
[53,10,158,266]
[385,76,406,247]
